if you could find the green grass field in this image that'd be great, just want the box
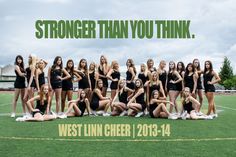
[0,92,236,157]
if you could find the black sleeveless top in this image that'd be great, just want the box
[14,69,26,88]
[176,71,183,91]
[197,71,203,89]
[50,68,62,83]
[35,100,48,114]
[111,70,120,80]
[126,70,133,81]
[89,71,96,90]
[38,71,45,87]
[149,83,160,100]
[98,66,108,87]
[138,73,149,85]
[78,71,90,89]
[62,69,73,90]
[184,73,194,92]
[118,89,128,104]
[77,100,86,116]
[167,72,178,91]
[159,71,167,88]
[26,67,36,87]
[110,70,120,89]
[91,91,100,104]
[203,72,215,92]
[183,100,194,113]
[136,92,145,105]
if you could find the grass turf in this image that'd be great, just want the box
[0,93,236,157]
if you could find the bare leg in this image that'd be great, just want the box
[197,89,203,111]
[20,89,26,113]
[98,99,111,112]
[12,89,20,114]
[55,88,62,114]
[61,90,67,112]
[102,87,107,97]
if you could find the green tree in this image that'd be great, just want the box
[219,57,233,89]
[223,76,236,89]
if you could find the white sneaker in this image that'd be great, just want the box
[205,115,213,120]
[119,111,128,117]
[83,112,88,116]
[91,111,98,116]
[211,114,218,118]
[196,111,204,116]
[50,111,57,119]
[102,113,110,117]
[181,111,188,120]
[168,115,178,120]
[23,113,32,119]
[11,113,16,118]
[58,114,67,119]
[135,112,144,118]
[97,111,105,116]
[16,117,26,122]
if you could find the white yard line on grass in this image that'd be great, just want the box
[216,105,236,111]
[0,136,236,142]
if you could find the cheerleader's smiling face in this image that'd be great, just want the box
[152,72,158,81]
[67,61,73,69]
[97,80,103,88]
[183,87,190,97]
[80,90,86,99]
[57,57,62,66]
[187,64,193,72]
[119,80,125,88]
[169,62,175,69]
[140,64,146,72]
[193,59,199,68]
[153,91,159,99]
[38,60,44,69]
[43,85,49,94]
[135,79,141,88]
[100,56,105,64]
[17,57,22,64]
[160,61,166,69]
[177,63,182,70]
[205,62,210,69]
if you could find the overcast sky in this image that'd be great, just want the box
[0,0,236,72]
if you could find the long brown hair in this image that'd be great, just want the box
[126,59,137,74]
[15,55,25,72]
[65,59,74,76]
[39,84,50,105]
[78,58,88,74]
[52,56,63,71]
[204,60,213,74]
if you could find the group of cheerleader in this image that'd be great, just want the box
[12,54,221,122]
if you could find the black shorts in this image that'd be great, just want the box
[14,82,26,89]
[126,82,135,89]
[101,78,108,88]
[184,105,194,114]
[204,86,215,93]
[62,82,73,91]
[110,82,118,90]
[167,83,178,91]
[78,82,90,89]
[90,101,99,110]
[32,111,43,117]
[176,82,182,91]
[51,81,62,89]
[140,103,146,111]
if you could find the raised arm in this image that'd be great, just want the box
[106,69,114,81]
[27,95,40,112]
